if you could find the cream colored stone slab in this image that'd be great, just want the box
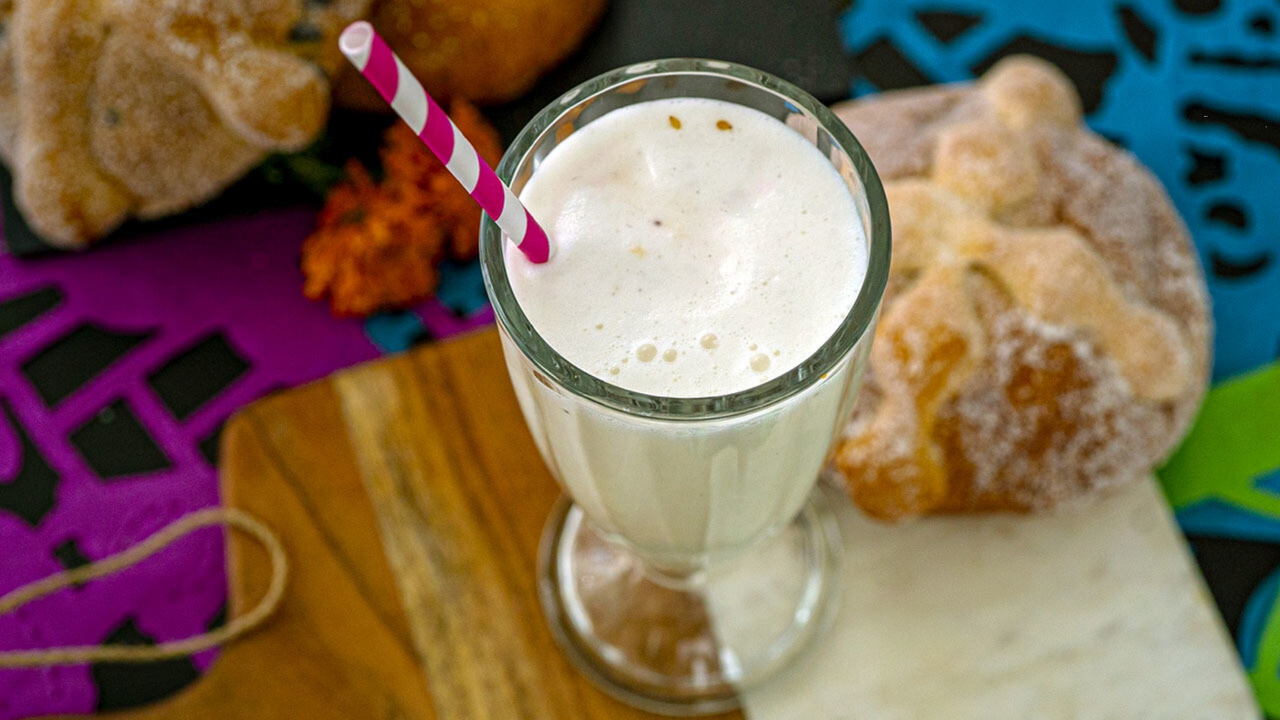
[714,476,1259,720]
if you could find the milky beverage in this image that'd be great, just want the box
[503,97,869,562]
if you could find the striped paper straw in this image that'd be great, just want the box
[338,21,551,264]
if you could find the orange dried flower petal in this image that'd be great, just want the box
[300,100,504,317]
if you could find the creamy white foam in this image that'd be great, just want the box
[498,96,876,562]
[507,98,867,397]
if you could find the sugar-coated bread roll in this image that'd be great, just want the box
[0,0,371,247]
[832,56,1211,520]
[331,0,607,110]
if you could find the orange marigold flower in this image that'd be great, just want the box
[301,100,504,317]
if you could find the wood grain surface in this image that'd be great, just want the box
[77,329,739,720]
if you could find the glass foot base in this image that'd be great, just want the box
[537,487,843,716]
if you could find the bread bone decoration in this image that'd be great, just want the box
[832,56,1211,520]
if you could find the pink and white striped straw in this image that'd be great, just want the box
[338,21,551,264]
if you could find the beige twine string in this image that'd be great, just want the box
[0,507,288,668]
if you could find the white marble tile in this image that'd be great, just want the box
[716,476,1260,720]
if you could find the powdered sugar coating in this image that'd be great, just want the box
[832,56,1211,519]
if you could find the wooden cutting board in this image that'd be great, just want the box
[82,328,1256,719]
[81,328,738,720]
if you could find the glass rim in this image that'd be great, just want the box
[480,58,890,421]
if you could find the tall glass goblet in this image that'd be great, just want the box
[481,58,890,716]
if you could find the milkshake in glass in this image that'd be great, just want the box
[481,60,889,715]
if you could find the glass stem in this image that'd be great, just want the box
[641,559,708,592]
